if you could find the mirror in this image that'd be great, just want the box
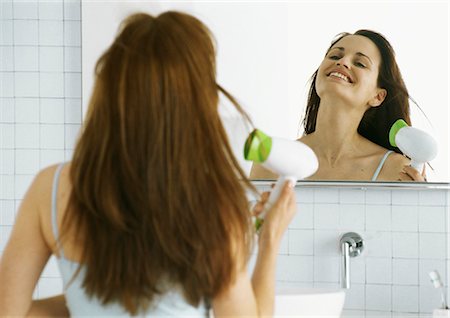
[82,1,449,182]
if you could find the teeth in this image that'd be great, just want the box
[330,72,350,82]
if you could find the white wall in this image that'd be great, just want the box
[81,0,449,181]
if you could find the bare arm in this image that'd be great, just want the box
[0,171,53,316]
[212,181,296,317]
[27,295,68,317]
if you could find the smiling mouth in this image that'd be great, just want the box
[328,72,352,83]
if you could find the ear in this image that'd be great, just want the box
[368,88,387,107]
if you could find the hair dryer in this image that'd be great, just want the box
[389,119,438,173]
[244,129,318,230]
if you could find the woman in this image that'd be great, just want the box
[252,30,426,182]
[0,12,296,316]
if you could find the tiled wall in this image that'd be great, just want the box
[0,0,81,298]
[252,184,450,317]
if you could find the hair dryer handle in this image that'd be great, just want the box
[410,160,424,174]
[259,176,296,220]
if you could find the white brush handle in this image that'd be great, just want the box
[259,175,296,219]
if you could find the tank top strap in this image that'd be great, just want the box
[51,163,66,259]
[371,150,394,181]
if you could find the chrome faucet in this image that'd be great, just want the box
[340,232,364,289]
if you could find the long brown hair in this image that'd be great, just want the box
[302,30,411,153]
[62,12,254,314]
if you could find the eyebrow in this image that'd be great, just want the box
[329,47,373,65]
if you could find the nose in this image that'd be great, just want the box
[336,57,350,69]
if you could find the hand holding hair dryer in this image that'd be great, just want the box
[389,119,438,173]
[244,129,318,230]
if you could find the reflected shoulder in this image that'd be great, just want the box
[249,164,278,180]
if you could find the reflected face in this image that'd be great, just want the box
[315,35,384,109]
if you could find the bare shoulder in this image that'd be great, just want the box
[378,151,410,181]
[249,164,278,180]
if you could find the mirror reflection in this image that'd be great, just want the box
[82,1,449,182]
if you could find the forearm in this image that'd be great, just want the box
[251,240,279,317]
[27,295,68,317]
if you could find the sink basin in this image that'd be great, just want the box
[275,288,346,317]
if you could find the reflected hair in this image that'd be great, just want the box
[302,29,411,153]
[62,12,254,314]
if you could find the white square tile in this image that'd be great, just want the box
[276,255,313,282]
[0,98,15,123]
[15,175,34,200]
[1,123,15,148]
[40,73,64,98]
[314,256,339,283]
[64,46,81,72]
[37,277,63,298]
[1,1,13,19]
[351,257,365,284]
[15,123,39,148]
[0,201,15,225]
[64,73,81,98]
[343,284,365,310]
[288,229,313,255]
[366,257,392,284]
[1,21,13,45]
[39,20,63,46]
[0,47,13,71]
[39,0,63,20]
[419,233,446,259]
[419,259,446,286]
[314,188,339,203]
[418,206,446,233]
[64,124,80,149]
[314,203,339,229]
[14,72,39,97]
[39,47,63,72]
[0,176,14,200]
[14,46,39,72]
[393,232,419,258]
[40,124,64,149]
[392,285,419,313]
[392,205,418,232]
[15,149,39,175]
[419,285,443,313]
[339,204,365,231]
[14,20,38,45]
[64,148,73,161]
[64,98,81,124]
[40,98,64,124]
[1,73,14,97]
[13,1,38,19]
[339,189,365,204]
[41,256,61,278]
[64,20,80,46]
[314,230,340,256]
[0,124,15,149]
[0,149,14,174]
[366,204,391,231]
[15,98,39,123]
[295,187,314,203]
[290,203,313,229]
[392,190,419,206]
[40,149,64,168]
[393,258,419,285]
[365,284,392,311]
[64,0,80,20]
[0,226,13,250]
[419,190,447,206]
[365,231,392,257]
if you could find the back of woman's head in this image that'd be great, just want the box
[65,11,252,314]
[303,29,411,152]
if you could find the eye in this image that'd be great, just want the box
[355,61,366,68]
[328,55,340,60]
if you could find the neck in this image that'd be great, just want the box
[309,98,367,165]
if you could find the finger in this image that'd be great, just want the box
[273,180,295,206]
[402,166,425,181]
[253,202,265,216]
[398,171,414,181]
[260,191,270,203]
